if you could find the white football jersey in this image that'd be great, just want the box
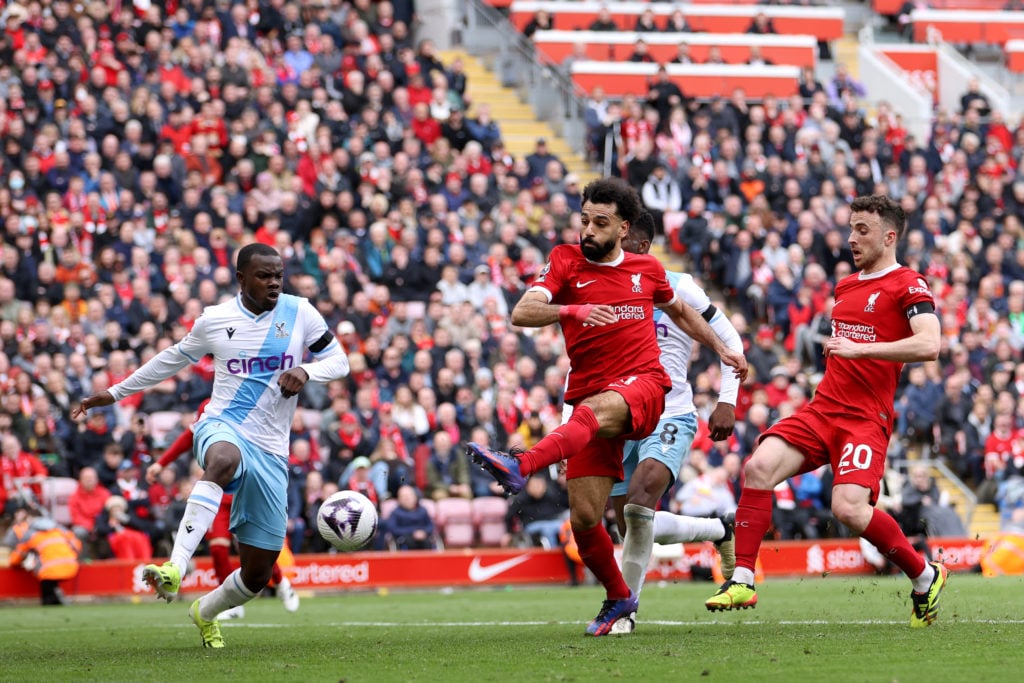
[653,271,709,417]
[173,293,337,457]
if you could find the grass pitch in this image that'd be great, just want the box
[2,573,1020,682]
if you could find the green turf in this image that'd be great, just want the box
[1,573,1020,682]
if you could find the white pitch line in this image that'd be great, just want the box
[5,618,1024,636]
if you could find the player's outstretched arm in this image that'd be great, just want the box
[662,298,748,380]
[511,290,618,328]
[71,391,115,420]
[825,312,940,362]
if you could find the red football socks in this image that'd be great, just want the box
[271,562,283,585]
[210,544,232,584]
[734,487,774,574]
[519,405,600,475]
[861,507,927,578]
[574,523,631,600]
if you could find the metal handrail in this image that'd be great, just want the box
[459,0,591,155]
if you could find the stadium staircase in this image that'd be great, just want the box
[437,49,684,271]
[440,49,598,183]
[931,466,1001,538]
[907,451,1000,537]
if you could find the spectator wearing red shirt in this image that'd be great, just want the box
[411,102,441,146]
[67,466,111,556]
[1,434,49,514]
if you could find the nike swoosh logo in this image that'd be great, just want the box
[575,280,596,288]
[837,468,858,476]
[467,555,532,582]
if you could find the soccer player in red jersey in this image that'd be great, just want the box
[469,178,747,636]
[705,194,949,627]
[146,400,299,617]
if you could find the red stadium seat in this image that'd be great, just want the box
[380,497,399,521]
[533,30,817,68]
[509,1,844,41]
[911,9,1024,45]
[472,496,509,547]
[570,61,801,99]
[41,477,79,527]
[435,497,475,548]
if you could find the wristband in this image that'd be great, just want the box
[559,304,594,324]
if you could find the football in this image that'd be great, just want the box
[316,490,378,551]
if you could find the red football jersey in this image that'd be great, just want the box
[530,244,676,403]
[813,264,935,427]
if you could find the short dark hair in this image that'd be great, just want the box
[236,243,280,273]
[850,194,907,239]
[630,210,656,243]
[581,177,642,224]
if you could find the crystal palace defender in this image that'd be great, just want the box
[705,195,948,627]
[615,211,743,607]
[469,178,747,636]
[74,243,349,647]
[146,400,299,619]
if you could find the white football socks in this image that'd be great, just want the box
[199,569,257,621]
[652,511,725,544]
[170,480,223,576]
[911,563,936,593]
[621,504,656,595]
[732,567,756,586]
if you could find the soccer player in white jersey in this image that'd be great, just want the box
[73,244,350,648]
[616,212,744,618]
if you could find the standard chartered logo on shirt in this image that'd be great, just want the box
[612,305,646,320]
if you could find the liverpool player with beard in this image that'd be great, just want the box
[469,178,747,636]
[705,195,948,628]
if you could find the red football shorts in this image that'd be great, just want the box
[759,404,888,504]
[566,372,669,481]
[207,494,234,541]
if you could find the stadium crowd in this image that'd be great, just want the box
[0,0,1022,565]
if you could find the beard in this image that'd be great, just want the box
[581,236,615,261]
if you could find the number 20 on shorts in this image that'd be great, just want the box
[837,442,873,476]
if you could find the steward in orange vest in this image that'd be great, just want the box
[9,514,82,605]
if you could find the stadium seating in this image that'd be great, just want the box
[570,61,801,99]
[533,30,818,68]
[1006,39,1024,72]
[911,9,1024,45]
[380,497,399,521]
[41,477,79,527]
[873,0,1009,14]
[471,497,509,547]
[148,411,184,446]
[509,1,845,41]
[435,497,475,548]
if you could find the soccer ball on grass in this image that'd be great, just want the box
[317,490,378,551]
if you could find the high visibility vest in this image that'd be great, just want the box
[980,534,1024,577]
[10,527,81,581]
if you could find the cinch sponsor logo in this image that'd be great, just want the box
[226,352,295,375]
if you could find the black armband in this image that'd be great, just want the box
[701,304,718,322]
[309,331,335,353]
[905,301,935,320]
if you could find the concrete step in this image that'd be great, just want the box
[439,48,596,177]
[969,504,1002,538]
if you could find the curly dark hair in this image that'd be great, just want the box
[850,194,907,240]
[630,210,656,243]
[581,177,643,225]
